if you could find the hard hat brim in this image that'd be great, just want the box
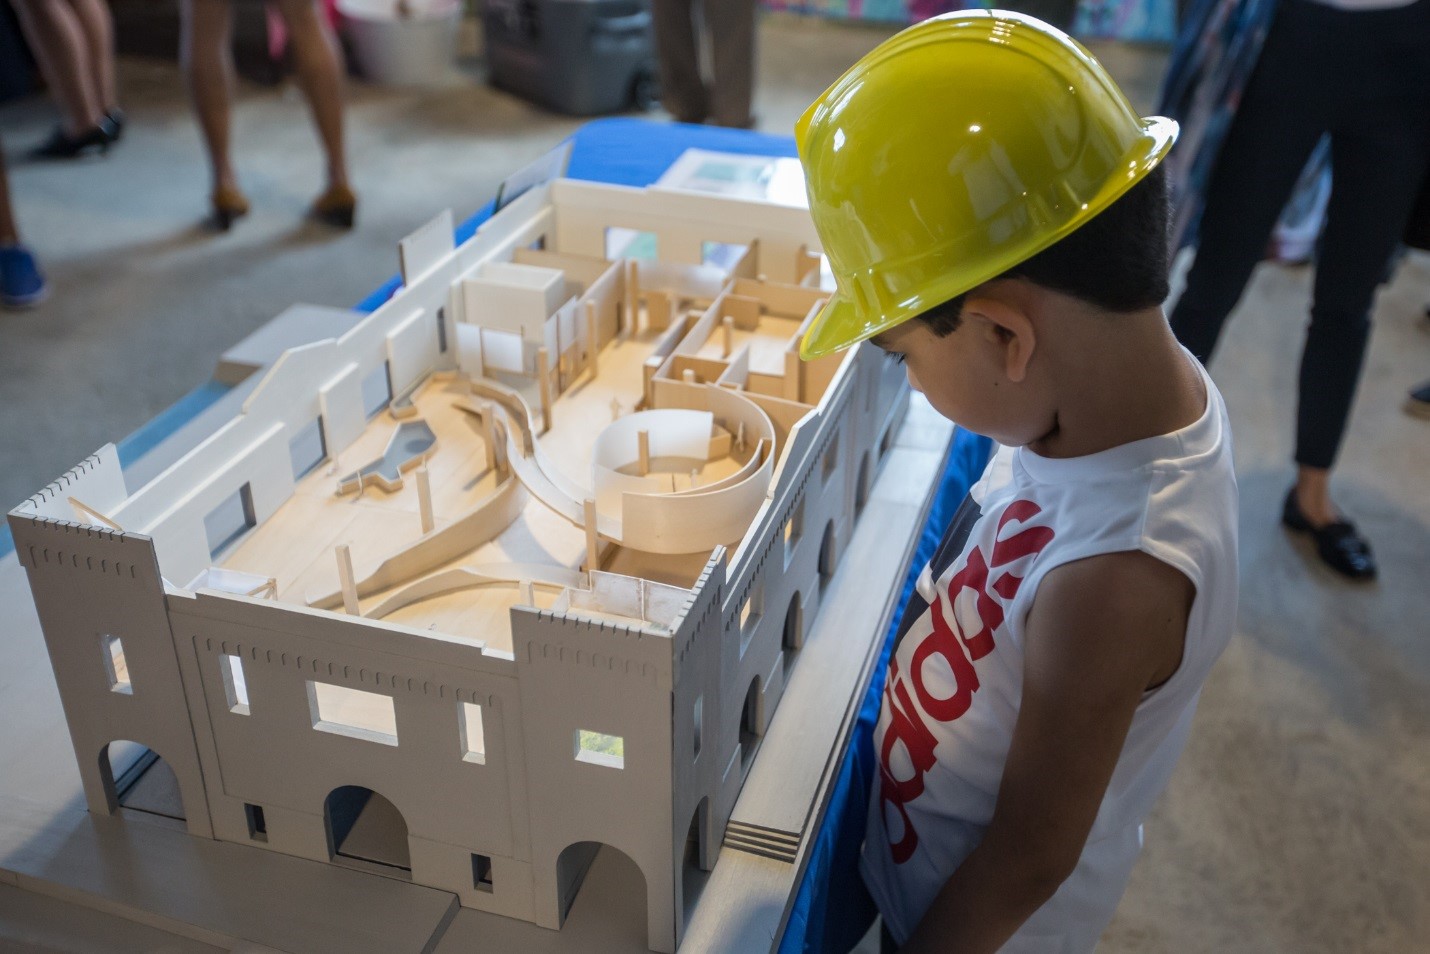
[798,114,1180,361]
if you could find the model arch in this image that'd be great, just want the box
[324,784,412,875]
[679,796,713,931]
[781,591,804,674]
[855,452,872,515]
[818,519,838,588]
[555,841,652,945]
[739,675,764,771]
[98,740,188,821]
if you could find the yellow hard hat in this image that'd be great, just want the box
[796,10,1178,359]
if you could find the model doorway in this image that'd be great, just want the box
[324,785,411,875]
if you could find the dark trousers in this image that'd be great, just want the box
[1169,0,1430,469]
[1005,0,1080,30]
[650,0,756,128]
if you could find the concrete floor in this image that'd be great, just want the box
[1,13,1427,953]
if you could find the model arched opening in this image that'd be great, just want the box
[555,841,649,944]
[818,520,837,590]
[855,453,872,515]
[781,592,803,675]
[324,785,411,876]
[680,796,712,930]
[739,676,763,771]
[98,741,186,821]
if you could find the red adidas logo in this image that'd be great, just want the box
[878,500,1055,863]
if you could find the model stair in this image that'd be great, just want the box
[721,820,799,863]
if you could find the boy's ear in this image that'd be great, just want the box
[964,293,1036,383]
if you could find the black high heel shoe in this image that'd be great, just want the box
[210,185,250,232]
[31,118,116,160]
[1281,488,1377,581]
[309,183,357,230]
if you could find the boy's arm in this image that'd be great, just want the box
[898,549,1193,954]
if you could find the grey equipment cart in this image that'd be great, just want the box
[482,0,659,115]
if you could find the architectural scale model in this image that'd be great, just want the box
[7,171,910,953]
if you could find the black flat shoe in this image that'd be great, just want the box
[1281,489,1377,581]
[104,108,126,143]
[31,120,115,159]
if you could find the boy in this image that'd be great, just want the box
[795,12,1238,953]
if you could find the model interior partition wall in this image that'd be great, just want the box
[7,176,910,953]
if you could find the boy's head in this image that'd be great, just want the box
[795,10,1178,444]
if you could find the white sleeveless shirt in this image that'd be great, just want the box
[862,360,1238,952]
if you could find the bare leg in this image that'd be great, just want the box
[12,0,105,133]
[0,149,19,245]
[0,145,49,307]
[180,0,238,193]
[63,0,119,112]
[273,0,349,189]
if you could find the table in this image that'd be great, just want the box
[0,118,992,953]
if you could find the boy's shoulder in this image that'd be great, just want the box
[950,383,1236,608]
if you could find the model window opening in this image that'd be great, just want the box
[575,729,624,769]
[460,702,487,764]
[244,803,268,841]
[102,635,132,694]
[221,654,250,714]
[307,681,399,746]
[473,853,495,892]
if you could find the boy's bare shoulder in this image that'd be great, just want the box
[1025,550,1194,691]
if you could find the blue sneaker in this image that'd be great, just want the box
[0,244,49,309]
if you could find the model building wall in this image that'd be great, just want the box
[7,176,912,954]
[11,512,215,839]
[10,498,693,945]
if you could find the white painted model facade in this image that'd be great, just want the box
[8,177,908,952]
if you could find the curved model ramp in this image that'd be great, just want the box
[365,562,586,621]
[469,378,778,555]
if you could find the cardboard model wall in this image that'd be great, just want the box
[8,177,910,953]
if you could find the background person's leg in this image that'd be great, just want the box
[704,0,755,128]
[181,0,236,192]
[1290,103,1430,534]
[1168,2,1327,364]
[0,146,49,308]
[12,0,106,136]
[1272,0,1430,578]
[64,0,119,118]
[1004,0,1079,32]
[180,0,245,225]
[650,0,708,124]
[272,0,351,214]
[0,149,18,247]
[1294,135,1430,472]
